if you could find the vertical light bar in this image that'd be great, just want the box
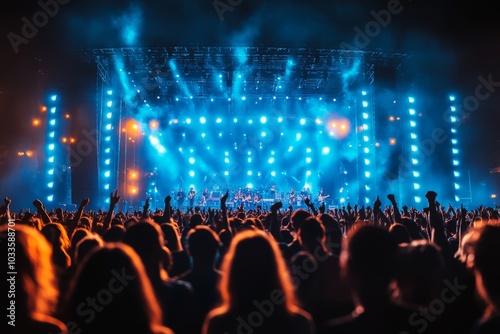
[360,89,375,205]
[102,89,114,206]
[449,95,462,202]
[408,96,421,204]
[45,95,58,204]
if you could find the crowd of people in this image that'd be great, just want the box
[1,189,500,334]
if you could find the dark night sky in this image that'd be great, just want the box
[0,0,499,201]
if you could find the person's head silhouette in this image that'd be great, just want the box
[64,243,172,334]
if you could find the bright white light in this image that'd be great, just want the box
[410,121,416,127]
[414,183,420,190]
[261,131,267,137]
[189,157,195,164]
[296,133,302,140]
[455,183,460,190]
[364,147,369,154]
[200,117,206,124]
[322,147,330,155]
[410,133,417,139]
[277,117,283,123]
[364,159,370,165]
[216,117,222,123]
[454,171,460,177]
[300,118,306,125]
[408,97,415,103]
[186,118,192,124]
[450,116,457,122]
[362,112,369,119]
[241,96,246,101]
[107,90,113,95]
[104,184,110,190]
[260,116,267,124]
[365,171,371,178]
[271,171,276,177]
[47,195,54,202]
[306,148,312,153]
[48,156,54,163]
[409,108,416,115]
[48,144,55,150]
[224,157,229,163]
[412,158,419,165]
[233,118,238,123]
[449,95,455,101]
[48,169,54,175]
[413,171,420,177]
[363,136,369,142]
[452,148,459,154]
[415,196,421,203]
[411,145,418,152]
[105,124,112,130]
[288,146,293,152]
[361,91,367,96]
[247,170,252,176]
[50,119,56,126]
[49,132,55,138]
[51,95,57,101]
[306,157,312,163]
[107,101,113,107]
[362,101,368,107]
[224,171,229,176]
[451,139,458,144]
[47,182,53,188]
[105,159,110,165]
[306,170,311,176]
[268,157,275,164]
[201,133,206,138]
[106,112,112,119]
[104,171,111,177]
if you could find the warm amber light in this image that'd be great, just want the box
[389,138,396,145]
[26,151,33,157]
[62,137,67,143]
[40,106,47,112]
[65,114,70,119]
[32,119,40,126]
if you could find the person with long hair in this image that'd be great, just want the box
[62,243,173,334]
[0,224,67,333]
[203,229,314,334]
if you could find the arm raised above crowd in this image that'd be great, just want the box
[103,190,120,231]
